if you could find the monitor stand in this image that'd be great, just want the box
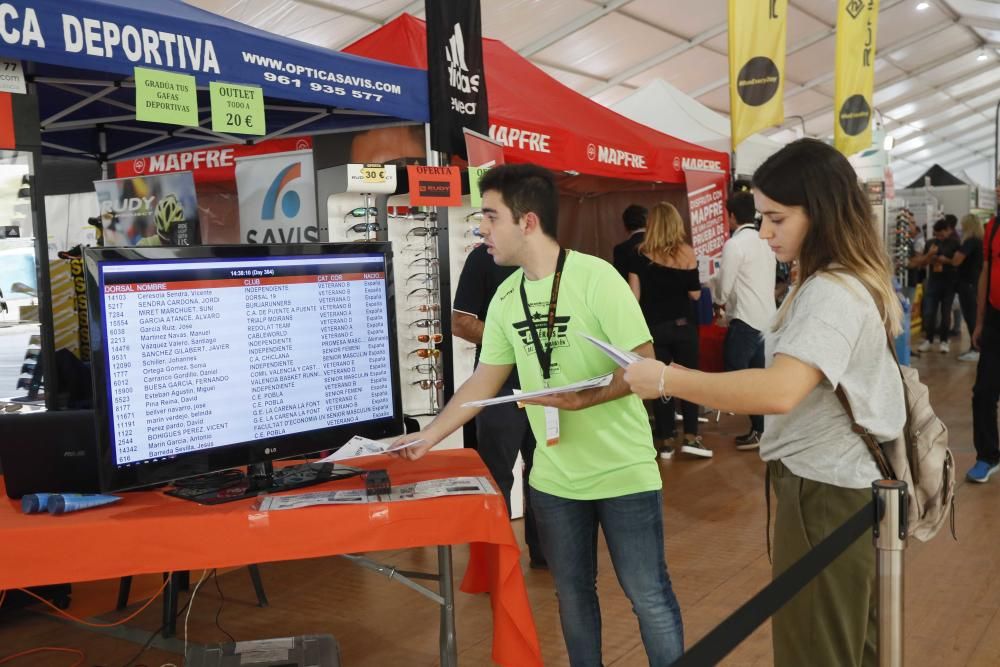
[165,461,364,505]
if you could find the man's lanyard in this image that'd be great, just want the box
[520,248,567,387]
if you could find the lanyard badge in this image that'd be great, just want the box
[520,249,567,445]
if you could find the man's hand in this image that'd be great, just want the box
[520,391,590,411]
[973,324,983,351]
[386,431,439,461]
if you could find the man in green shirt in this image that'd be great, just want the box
[392,164,684,665]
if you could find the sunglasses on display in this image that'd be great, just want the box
[347,222,382,234]
[410,363,440,375]
[414,332,444,344]
[406,287,439,300]
[344,207,378,219]
[407,257,439,269]
[405,227,440,240]
[406,303,441,313]
[391,211,437,222]
[400,242,434,254]
[463,242,483,254]
[406,272,438,286]
[464,211,484,223]
[412,378,445,390]
[464,227,484,238]
[408,348,442,359]
[409,318,441,330]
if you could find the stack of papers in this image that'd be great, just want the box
[254,476,496,511]
[578,333,642,367]
[461,373,613,408]
[317,436,425,463]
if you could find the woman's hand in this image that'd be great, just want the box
[386,431,438,461]
[623,358,668,400]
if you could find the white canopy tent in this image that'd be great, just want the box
[611,79,784,177]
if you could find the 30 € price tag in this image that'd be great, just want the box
[210,82,265,135]
[361,164,386,183]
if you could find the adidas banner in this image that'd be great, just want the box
[425,0,489,158]
[834,0,879,156]
[235,150,318,244]
[728,0,787,152]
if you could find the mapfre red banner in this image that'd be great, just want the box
[114,137,313,184]
[407,165,462,207]
[685,168,729,282]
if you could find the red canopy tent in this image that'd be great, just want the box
[343,14,728,185]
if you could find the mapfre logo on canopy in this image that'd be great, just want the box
[588,144,647,169]
[676,157,724,172]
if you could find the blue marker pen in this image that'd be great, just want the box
[21,493,55,514]
[47,494,122,515]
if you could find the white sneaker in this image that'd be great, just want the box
[958,350,980,362]
[917,340,932,352]
[939,341,950,354]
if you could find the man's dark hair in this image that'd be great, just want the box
[478,164,559,238]
[933,218,949,233]
[726,191,756,225]
[622,204,647,232]
[943,213,957,229]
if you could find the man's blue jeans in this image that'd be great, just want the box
[723,318,765,433]
[529,487,684,666]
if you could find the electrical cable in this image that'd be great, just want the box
[211,571,235,644]
[120,593,197,667]
[19,575,171,628]
[0,646,85,666]
[182,569,211,661]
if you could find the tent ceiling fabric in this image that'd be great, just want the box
[188,0,1000,188]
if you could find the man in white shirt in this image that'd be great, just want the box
[713,191,776,449]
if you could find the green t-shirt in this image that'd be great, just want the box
[479,250,660,500]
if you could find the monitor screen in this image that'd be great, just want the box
[84,243,403,493]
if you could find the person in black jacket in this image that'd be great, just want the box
[612,204,647,279]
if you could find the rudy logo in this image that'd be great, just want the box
[512,314,572,352]
[261,163,302,220]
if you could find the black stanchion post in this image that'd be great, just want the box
[873,479,907,667]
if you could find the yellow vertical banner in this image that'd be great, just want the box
[834,0,879,156]
[728,0,788,152]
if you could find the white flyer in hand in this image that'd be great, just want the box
[578,333,642,368]
[318,436,426,463]
[461,373,613,408]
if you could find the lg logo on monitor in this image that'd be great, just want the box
[265,447,276,455]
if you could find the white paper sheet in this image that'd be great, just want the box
[317,436,426,463]
[577,333,642,368]
[461,373,613,408]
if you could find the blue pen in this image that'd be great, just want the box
[21,493,55,514]
[47,493,122,515]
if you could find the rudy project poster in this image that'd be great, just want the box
[93,172,199,247]
[235,149,318,244]
[834,0,880,156]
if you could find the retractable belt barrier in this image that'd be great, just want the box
[670,498,882,667]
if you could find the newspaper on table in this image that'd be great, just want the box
[317,436,425,463]
[461,373,613,408]
[577,333,642,368]
[255,476,496,511]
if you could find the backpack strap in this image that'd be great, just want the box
[987,217,999,306]
[834,385,897,480]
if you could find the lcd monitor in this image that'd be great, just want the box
[84,243,403,502]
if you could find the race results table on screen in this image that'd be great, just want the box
[99,256,393,465]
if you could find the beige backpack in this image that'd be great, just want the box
[836,333,956,541]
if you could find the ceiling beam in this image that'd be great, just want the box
[331,1,423,49]
[889,96,999,139]
[584,23,727,97]
[875,60,998,116]
[517,0,635,58]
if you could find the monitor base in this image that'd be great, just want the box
[166,461,364,505]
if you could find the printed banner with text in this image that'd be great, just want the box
[407,165,462,207]
[235,150,318,244]
[834,0,879,156]
[94,172,200,247]
[728,0,787,151]
[685,169,729,284]
[425,0,489,157]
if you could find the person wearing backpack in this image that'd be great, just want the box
[624,138,905,667]
[968,204,1000,483]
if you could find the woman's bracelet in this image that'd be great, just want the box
[658,366,672,404]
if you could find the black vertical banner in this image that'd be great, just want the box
[425,0,488,158]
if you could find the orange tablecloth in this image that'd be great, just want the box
[0,449,542,667]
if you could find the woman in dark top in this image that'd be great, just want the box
[628,202,709,459]
[937,214,984,361]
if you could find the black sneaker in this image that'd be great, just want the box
[680,436,713,458]
[658,445,675,460]
[735,431,762,451]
